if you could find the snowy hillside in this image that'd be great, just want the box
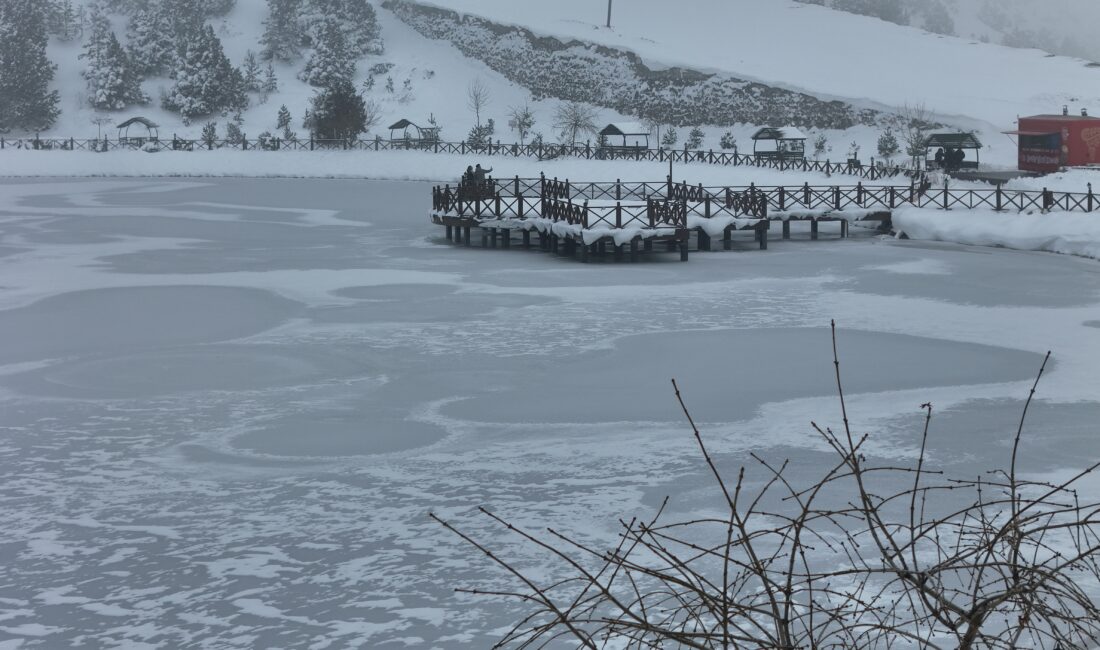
[28,0,1100,170]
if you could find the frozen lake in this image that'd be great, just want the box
[1,178,1099,648]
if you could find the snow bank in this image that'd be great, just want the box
[891,207,1100,260]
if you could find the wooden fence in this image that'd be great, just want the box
[2,134,915,181]
[434,174,1099,222]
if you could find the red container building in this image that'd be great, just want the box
[1009,110,1100,173]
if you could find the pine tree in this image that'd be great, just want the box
[241,50,262,92]
[298,17,354,88]
[719,131,737,150]
[277,104,291,130]
[261,62,278,94]
[341,0,382,56]
[686,126,704,149]
[82,27,148,110]
[661,127,678,149]
[225,119,243,144]
[877,127,899,164]
[127,6,176,77]
[304,77,368,139]
[0,0,61,132]
[48,0,81,41]
[162,24,246,122]
[201,120,217,147]
[260,0,302,62]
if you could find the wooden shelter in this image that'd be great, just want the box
[752,127,806,160]
[388,119,440,148]
[925,132,981,170]
[599,122,650,149]
[116,117,159,146]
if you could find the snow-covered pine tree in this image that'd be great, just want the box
[813,133,829,158]
[261,62,278,94]
[48,0,81,41]
[719,131,737,150]
[241,50,262,92]
[0,0,61,132]
[162,24,246,122]
[201,120,217,147]
[82,26,148,110]
[260,0,302,62]
[661,127,678,149]
[304,77,369,140]
[466,118,495,147]
[341,0,382,56]
[225,118,243,144]
[126,6,176,77]
[277,105,291,131]
[163,0,205,40]
[298,0,382,56]
[299,17,354,88]
[877,127,899,164]
[686,126,704,149]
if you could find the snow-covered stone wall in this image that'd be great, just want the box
[383,0,885,129]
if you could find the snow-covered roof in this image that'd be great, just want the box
[388,119,419,130]
[752,127,807,141]
[116,117,159,130]
[600,122,650,137]
[926,132,982,149]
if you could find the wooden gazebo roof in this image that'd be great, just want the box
[752,127,807,141]
[926,132,982,149]
[599,122,649,137]
[388,119,418,130]
[116,116,159,130]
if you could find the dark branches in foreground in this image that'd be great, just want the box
[431,322,1100,649]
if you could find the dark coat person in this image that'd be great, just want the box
[474,164,492,184]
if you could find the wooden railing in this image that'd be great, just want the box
[433,175,1099,224]
[3,134,919,181]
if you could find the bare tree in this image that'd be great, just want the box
[434,323,1100,649]
[553,101,599,145]
[902,102,934,169]
[363,97,383,135]
[466,78,491,128]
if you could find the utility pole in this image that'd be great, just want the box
[606,0,612,28]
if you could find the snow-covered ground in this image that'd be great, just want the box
[1,177,1098,647]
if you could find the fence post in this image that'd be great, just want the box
[778,186,786,211]
[943,179,950,210]
[616,178,621,201]
[666,175,672,200]
[857,181,863,206]
[1088,183,1094,212]
[514,175,520,198]
[243,135,248,151]
[70,137,74,150]
[310,136,314,151]
[1,138,4,149]
[615,201,622,228]
[996,184,1003,211]
[889,186,896,209]
[834,186,841,211]
[803,182,811,206]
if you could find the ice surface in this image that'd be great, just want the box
[0,178,1098,648]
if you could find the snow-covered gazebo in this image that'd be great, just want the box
[116,117,159,146]
[751,126,806,160]
[599,122,650,149]
[388,119,440,147]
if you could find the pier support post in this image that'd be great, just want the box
[614,243,624,262]
[445,225,453,241]
[758,225,768,250]
[644,239,653,252]
[782,220,791,240]
[841,220,849,238]
[522,230,531,248]
[630,238,640,262]
[551,235,559,254]
[723,227,733,250]
[463,227,471,246]
[697,229,711,252]
[501,229,511,249]
[482,229,490,248]
[680,240,689,262]
[810,219,819,240]
[579,240,589,262]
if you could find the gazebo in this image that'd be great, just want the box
[388,119,440,148]
[116,117,159,146]
[599,122,650,149]
[925,132,981,170]
[752,126,806,160]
